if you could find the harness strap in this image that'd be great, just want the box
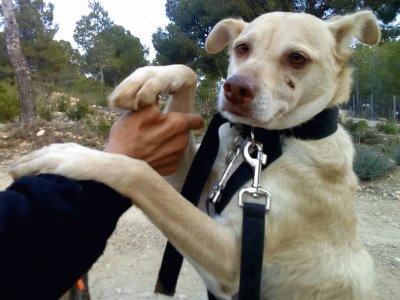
[155,113,227,295]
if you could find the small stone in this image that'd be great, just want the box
[36,129,45,136]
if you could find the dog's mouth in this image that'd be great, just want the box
[219,96,290,129]
[220,101,250,117]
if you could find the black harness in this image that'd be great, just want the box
[155,107,339,299]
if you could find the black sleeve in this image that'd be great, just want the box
[0,174,131,299]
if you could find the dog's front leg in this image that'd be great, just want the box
[10,144,241,298]
[109,64,198,190]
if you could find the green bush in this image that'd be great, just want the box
[343,119,369,143]
[376,121,399,135]
[56,95,70,112]
[96,116,113,137]
[0,82,19,122]
[38,104,53,121]
[394,147,400,165]
[66,101,90,121]
[359,128,384,145]
[353,145,392,181]
[95,96,109,107]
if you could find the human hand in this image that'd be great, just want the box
[104,105,204,176]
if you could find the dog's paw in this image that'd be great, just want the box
[9,143,144,189]
[108,65,197,110]
[10,143,103,179]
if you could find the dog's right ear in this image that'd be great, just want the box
[205,19,248,53]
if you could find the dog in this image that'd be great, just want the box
[11,11,380,299]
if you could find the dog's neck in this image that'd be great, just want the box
[210,106,339,214]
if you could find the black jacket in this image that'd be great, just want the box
[0,174,131,299]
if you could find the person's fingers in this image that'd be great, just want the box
[144,132,189,165]
[183,113,204,131]
[121,104,161,125]
[157,112,204,139]
[139,104,162,123]
[150,151,184,176]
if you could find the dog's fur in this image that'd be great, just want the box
[11,11,381,299]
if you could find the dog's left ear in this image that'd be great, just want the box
[327,11,381,50]
[205,18,248,53]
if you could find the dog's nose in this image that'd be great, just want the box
[223,76,255,103]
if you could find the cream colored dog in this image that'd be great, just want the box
[11,11,380,299]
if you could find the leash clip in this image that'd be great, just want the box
[208,137,243,205]
[239,140,271,210]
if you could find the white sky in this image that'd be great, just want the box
[48,0,170,59]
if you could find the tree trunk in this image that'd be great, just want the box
[99,65,104,95]
[2,0,36,125]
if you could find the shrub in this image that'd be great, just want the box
[95,96,109,107]
[359,128,384,145]
[353,145,392,181]
[394,147,400,165]
[66,101,90,121]
[343,119,369,143]
[376,121,399,135]
[56,95,70,112]
[0,82,19,122]
[38,105,53,121]
[96,116,113,137]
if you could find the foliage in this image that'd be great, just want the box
[0,32,14,81]
[36,93,57,121]
[66,101,91,121]
[56,95,69,112]
[101,25,149,86]
[376,121,400,135]
[13,0,72,83]
[0,82,19,122]
[153,23,199,66]
[154,0,400,79]
[353,145,393,181]
[394,147,400,165]
[73,1,148,90]
[343,118,369,143]
[348,40,400,119]
[38,104,53,121]
[96,117,112,137]
[73,0,114,90]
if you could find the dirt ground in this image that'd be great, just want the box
[0,120,399,300]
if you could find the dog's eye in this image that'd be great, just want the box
[288,52,308,66]
[235,44,250,55]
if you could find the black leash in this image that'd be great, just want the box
[155,107,339,299]
[239,202,266,299]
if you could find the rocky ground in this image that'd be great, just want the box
[0,113,399,299]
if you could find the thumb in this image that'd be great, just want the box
[183,113,205,130]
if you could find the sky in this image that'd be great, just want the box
[48,0,170,59]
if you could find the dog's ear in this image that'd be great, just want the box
[327,11,381,49]
[205,19,248,53]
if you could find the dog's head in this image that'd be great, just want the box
[205,11,380,130]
